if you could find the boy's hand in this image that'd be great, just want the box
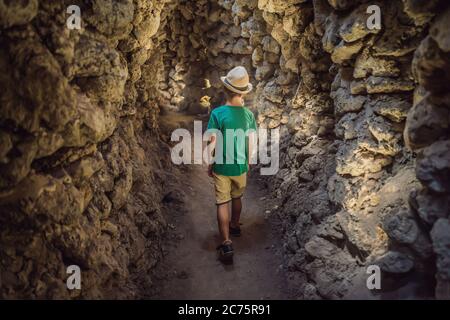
[207,164,213,177]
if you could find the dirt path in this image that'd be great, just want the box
[155,161,289,300]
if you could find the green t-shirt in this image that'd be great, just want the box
[207,105,257,176]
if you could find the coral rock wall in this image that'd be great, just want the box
[178,0,449,300]
[250,0,450,299]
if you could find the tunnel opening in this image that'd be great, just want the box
[157,0,257,116]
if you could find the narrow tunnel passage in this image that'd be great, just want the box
[0,0,449,301]
[150,123,289,299]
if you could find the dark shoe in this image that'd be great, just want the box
[229,224,241,237]
[216,241,234,261]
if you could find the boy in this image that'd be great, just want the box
[206,66,257,261]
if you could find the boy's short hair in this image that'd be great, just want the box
[223,88,242,101]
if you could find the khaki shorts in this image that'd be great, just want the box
[213,172,247,205]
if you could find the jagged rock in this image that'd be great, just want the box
[1,0,448,301]
[232,38,253,54]
[258,0,307,13]
[0,131,12,162]
[410,188,450,225]
[336,208,386,254]
[430,7,450,52]
[322,12,340,53]
[262,35,280,54]
[305,236,338,259]
[354,49,400,78]
[283,5,313,37]
[241,16,259,39]
[73,36,128,103]
[336,140,392,176]
[252,46,264,65]
[0,0,38,28]
[430,218,450,300]
[402,0,440,26]
[331,87,366,116]
[255,62,275,81]
[349,80,366,94]
[284,58,298,73]
[87,0,135,40]
[307,258,358,299]
[259,0,447,300]
[365,115,402,156]
[383,207,419,244]
[249,20,267,47]
[327,0,359,11]
[331,40,363,64]
[404,95,450,150]
[259,99,282,119]
[338,3,381,43]
[335,113,358,140]
[370,94,411,122]
[313,0,333,36]
[416,140,450,193]
[218,0,234,10]
[0,0,174,299]
[316,215,345,241]
[366,76,415,94]
[372,24,424,57]
[412,36,450,94]
[376,251,414,273]
[302,283,321,300]
[231,1,251,20]
[262,52,278,66]
[262,81,285,104]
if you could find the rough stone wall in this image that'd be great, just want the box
[406,3,450,299]
[0,0,178,299]
[164,0,448,300]
[246,0,450,299]
[148,0,450,299]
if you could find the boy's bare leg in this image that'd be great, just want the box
[230,198,242,229]
[217,203,231,243]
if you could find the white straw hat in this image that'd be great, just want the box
[220,66,253,94]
